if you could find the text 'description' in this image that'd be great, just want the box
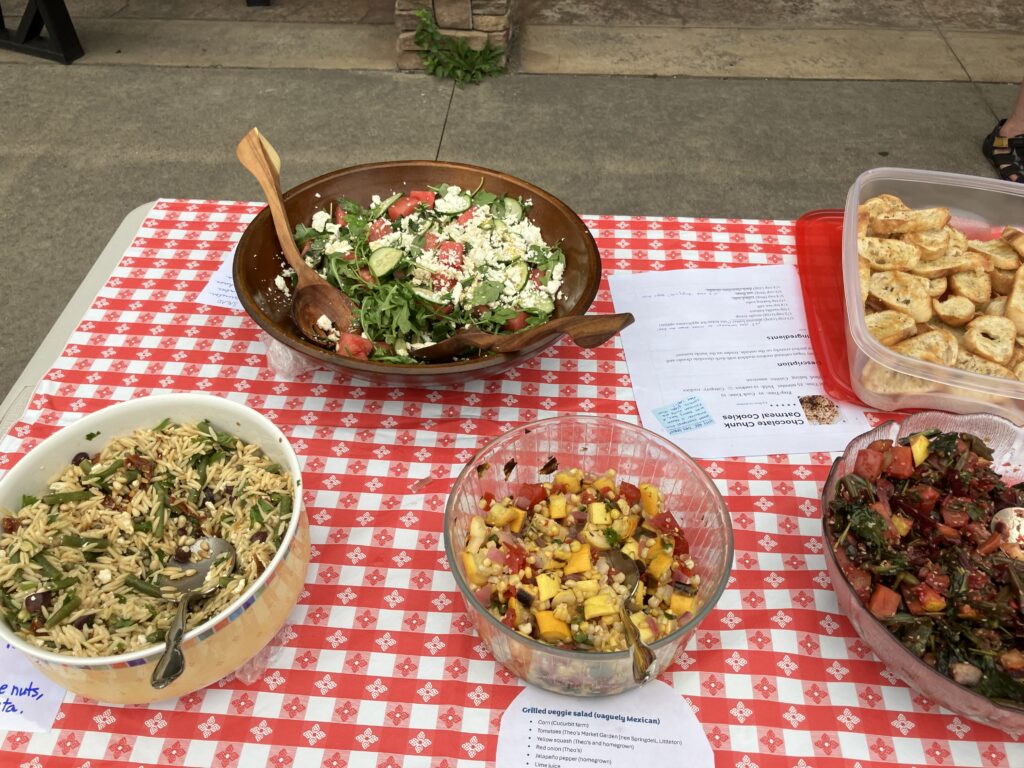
[496,681,712,768]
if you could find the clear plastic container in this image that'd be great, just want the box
[843,168,1024,421]
[444,415,733,697]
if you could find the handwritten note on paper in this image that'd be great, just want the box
[609,265,873,458]
[0,642,66,732]
[196,254,243,312]
[496,680,713,768]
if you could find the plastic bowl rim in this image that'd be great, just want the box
[443,414,735,661]
[0,393,303,669]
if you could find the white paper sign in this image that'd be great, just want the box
[609,265,873,458]
[0,642,66,732]
[496,681,713,768]
[196,254,243,311]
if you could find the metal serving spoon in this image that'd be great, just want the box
[236,128,356,349]
[604,548,656,684]
[151,536,237,689]
[409,312,635,362]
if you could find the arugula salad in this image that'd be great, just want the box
[279,182,567,362]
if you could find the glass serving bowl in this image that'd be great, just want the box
[444,415,734,696]
[822,411,1024,731]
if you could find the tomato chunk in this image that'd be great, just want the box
[368,218,393,242]
[853,448,885,482]
[333,207,347,226]
[387,195,418,220]
[618,481,641,506]
[409,189,436,207]
[337,332,373,360]
[868,584,902,619]
[504,544,527,574]
[456,206,478,225]
[503,311,529,332]
[424,231,440,251]
[437,241,464,269]
[886,445,914,479]
[514,483,548,511]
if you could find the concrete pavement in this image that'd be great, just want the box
[0,0,1020,399]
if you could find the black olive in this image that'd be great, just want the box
[25,590,54,614]
[515,588,534,608]
[202,488,215,505]
[250,530,268,543]
[71,613,96,630]
[224,485,235,500]
[71,452,90,466]
[173,547,191,563]
[176,527,187,536]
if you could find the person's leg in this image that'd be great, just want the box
[986,78,1024,182]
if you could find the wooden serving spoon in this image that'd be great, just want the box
[410,312,635,362]
[236,128,355,349]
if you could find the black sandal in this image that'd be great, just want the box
[983,119,1024,183]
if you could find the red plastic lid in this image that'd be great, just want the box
[795,209,865,406]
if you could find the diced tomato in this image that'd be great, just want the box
[868,584,902,619]
[424,231,440,251]
[580,488,598,505]
[387,195,418,220]
[530,268,547,288]
[853,448,885,482]
[333,207,347,226]
[503,312,529,332]
[501,604,518,628]
[358,266,376,284]
[409,189,436,207]
[886,446,914,479]
[868,439,894,453]
[911,484,940,514]
[671,532,689,556]
[647,511,681,536]
[940,496,973,529]
[431,273,456,293]
[437,241,464,269]
[456,206,478,225]
[481,491,496,506]
[336,333,373,360]
[504,545,526,574]
[471,304,488,317]
[514,483,548,510]
[368,219,392,242]
[835,546,872,601]
[618,481,641,506]
[934,522,962,542]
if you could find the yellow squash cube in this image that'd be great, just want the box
[639,482,662,516]
[547,493,567,519]
[537,572,560,602]
[583,593,618,620]
[563,543,591,574]
[647,552,673,581]
[554,471,581,493]
[535,611,572,643]
[670,593,695,616]
[630,611,656,644]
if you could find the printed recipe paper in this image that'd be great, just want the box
[609,265,872,458]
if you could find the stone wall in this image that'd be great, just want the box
[395,1,513,72]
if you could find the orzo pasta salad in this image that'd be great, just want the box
[0,420,292,657]
[463,468,699,651]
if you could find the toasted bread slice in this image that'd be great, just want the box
[963,315,1016,364]
[858,236,921,271]
[1010,344,1024,371]
[909,249,991,279]
[991,268,1016,296]
[946,226,967,257]
[869,271,932,322]
[985,296,1008,317]
[949,269,992,305]
[968,238,1020,271]
[861,360,938,395]
[903,229,949,261]
[932,295,975,327]
[872,207,951,236]
[865,310,918,346]
[955,349,1016,379]
[1005,265,1024,334]
[858,257,871,306]
[926,277,947,297]
[892,329,958,366]
[1003,226,1024,258]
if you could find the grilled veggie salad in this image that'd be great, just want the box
[827,430,1024,705]
[462,469,700,652]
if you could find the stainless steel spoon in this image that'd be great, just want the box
[604,548,656,684]
[151,536,237,689]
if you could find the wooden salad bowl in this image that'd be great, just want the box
[233,160,602,387]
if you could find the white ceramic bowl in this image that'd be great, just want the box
[0,394,309,704]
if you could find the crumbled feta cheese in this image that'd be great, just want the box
[325,239,353,256]
[274,274,290,297]
[97,568,112,584]
[434,185,468,214]
[311,211,331,232]
[325,223,341,236]
[316,315,334,332]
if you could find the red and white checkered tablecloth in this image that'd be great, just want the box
[0,199,1019,768]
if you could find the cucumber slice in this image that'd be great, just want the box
[525,293,554,314]
[438,194,472,215]
[502,198,524,223]
[368,247,403,278]
[370,192,403,219]
[410,284,441,304]
[507,261,528,291]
